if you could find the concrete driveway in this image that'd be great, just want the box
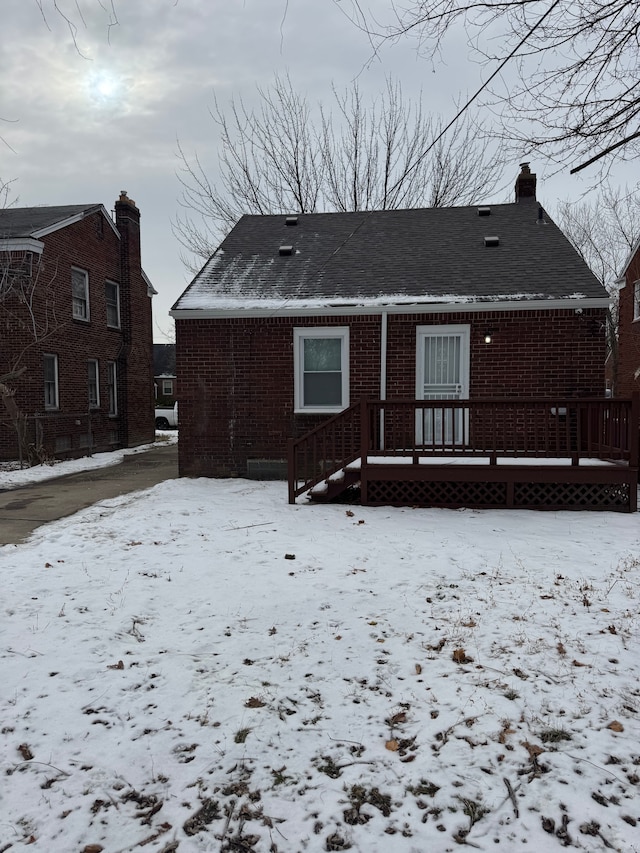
[0,442,178,546]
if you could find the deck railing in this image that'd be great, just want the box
[288,396,639,503]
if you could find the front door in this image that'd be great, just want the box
[416,325,470,446]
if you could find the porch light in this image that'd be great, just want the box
[484,331,494,344]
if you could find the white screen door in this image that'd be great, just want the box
[416,325,470,445]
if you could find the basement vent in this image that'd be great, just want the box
[477,206,491,216]
[285,215,298,226]
[484,235,500,247]
[279,245,294,256]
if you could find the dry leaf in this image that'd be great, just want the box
[44,562,53,568]
[415,663,422,675]
[18,743,33,760]
[345,510,354,517]
[82,846,104,853]
[335,635,342,640]
[452,648,472,664]
[557,642,567,656]
[572,659,589,667]
[245,697,266,708]
[357,520,365,525]
[385,739,399,752]
[107,660,124,670]
[284,554,296,560]
[521,741,545,758]
[400,754,416,763]
[608,720,624,732]
[388,712,407,726]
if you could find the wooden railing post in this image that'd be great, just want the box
[287,438,296,504]
[360,397,369,505]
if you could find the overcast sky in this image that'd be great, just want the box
[1,0,635,340]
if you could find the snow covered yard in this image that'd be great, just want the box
[1,473,640,852]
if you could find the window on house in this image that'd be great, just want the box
[294,327,349,413]
[43,354,59,410]
[72,267,90,320]
[634,281,640,321]
[162,379,173,396]
[107,361,118,415]
[105,281,121,328]
[88,360,100,409]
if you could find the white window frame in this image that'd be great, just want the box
[162,379,173,396]
[71,267,90,321]
[43,354,59,410]
[294,327,349,414]
[88,359,100,409]
[107,360,118,416]
[634,281,640,321]
[105,280,121,328]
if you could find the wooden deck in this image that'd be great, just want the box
[288,396,639,511]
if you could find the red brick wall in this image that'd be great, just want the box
[176,307,606,478]
[616,247,640,397]
[0,206,154,460]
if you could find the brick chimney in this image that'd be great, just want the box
[113,190,154,448]
[515,163,536,202]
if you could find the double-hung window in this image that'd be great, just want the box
[72,267,90,320]
[105,281,121,328]
[162,379,173,396]
[43,354,59,410]
[107,361,118,415]
[88,360,100,409]
[294,327,349,413]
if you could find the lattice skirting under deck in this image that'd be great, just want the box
[364,480,631,511]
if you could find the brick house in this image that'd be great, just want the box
[0,192,155,461]
[615,236,640,396]
[171,167,637,510]
[153,343,177,406]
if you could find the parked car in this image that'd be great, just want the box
[155,402,178,429]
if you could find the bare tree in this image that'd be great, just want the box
[175,75,504,266]
[555,185,640,381]
[0,247,63,464]
[338,0,640,174]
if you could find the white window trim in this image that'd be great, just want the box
[162,379,173,396]
[107,360,118,416]
[43,354,59,410]
[88,359,100,409]
[634,281,640,321]
[105,280,121,329]
[294,327,349,414]
[72,267,90,321]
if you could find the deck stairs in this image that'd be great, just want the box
[307,462,361,502]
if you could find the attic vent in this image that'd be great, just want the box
[279,245,294,256]
[484,235,500,247]
[285,216,298,226]
[477,206,491,216]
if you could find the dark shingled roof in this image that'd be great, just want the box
[173,203,608,311]
[0,204,102,238]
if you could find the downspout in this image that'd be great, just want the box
[379,311,388,450]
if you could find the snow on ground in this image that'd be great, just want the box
[0,431,178,491]
[2,468,640,851]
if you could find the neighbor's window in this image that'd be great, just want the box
[162,379,173,396]
[88,359,100,409]
[294,327,349,413]
[43,354,59,410]
[634,281,640,321]
[105,280,120,328]
[72,267,90,320]
[107,360,118,415]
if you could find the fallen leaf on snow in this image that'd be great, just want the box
[607,720,624,732]
[415,663,422,675]
[385,739,399,751]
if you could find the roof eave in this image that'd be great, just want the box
[171,295,610,320]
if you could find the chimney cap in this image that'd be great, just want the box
[117,190,138,209]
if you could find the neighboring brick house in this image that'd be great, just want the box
[0,192,155,461]
[153,343,177,406]
[171,165,610,480]
[615,236,640,396]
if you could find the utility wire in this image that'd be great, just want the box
[386,0,564,195]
